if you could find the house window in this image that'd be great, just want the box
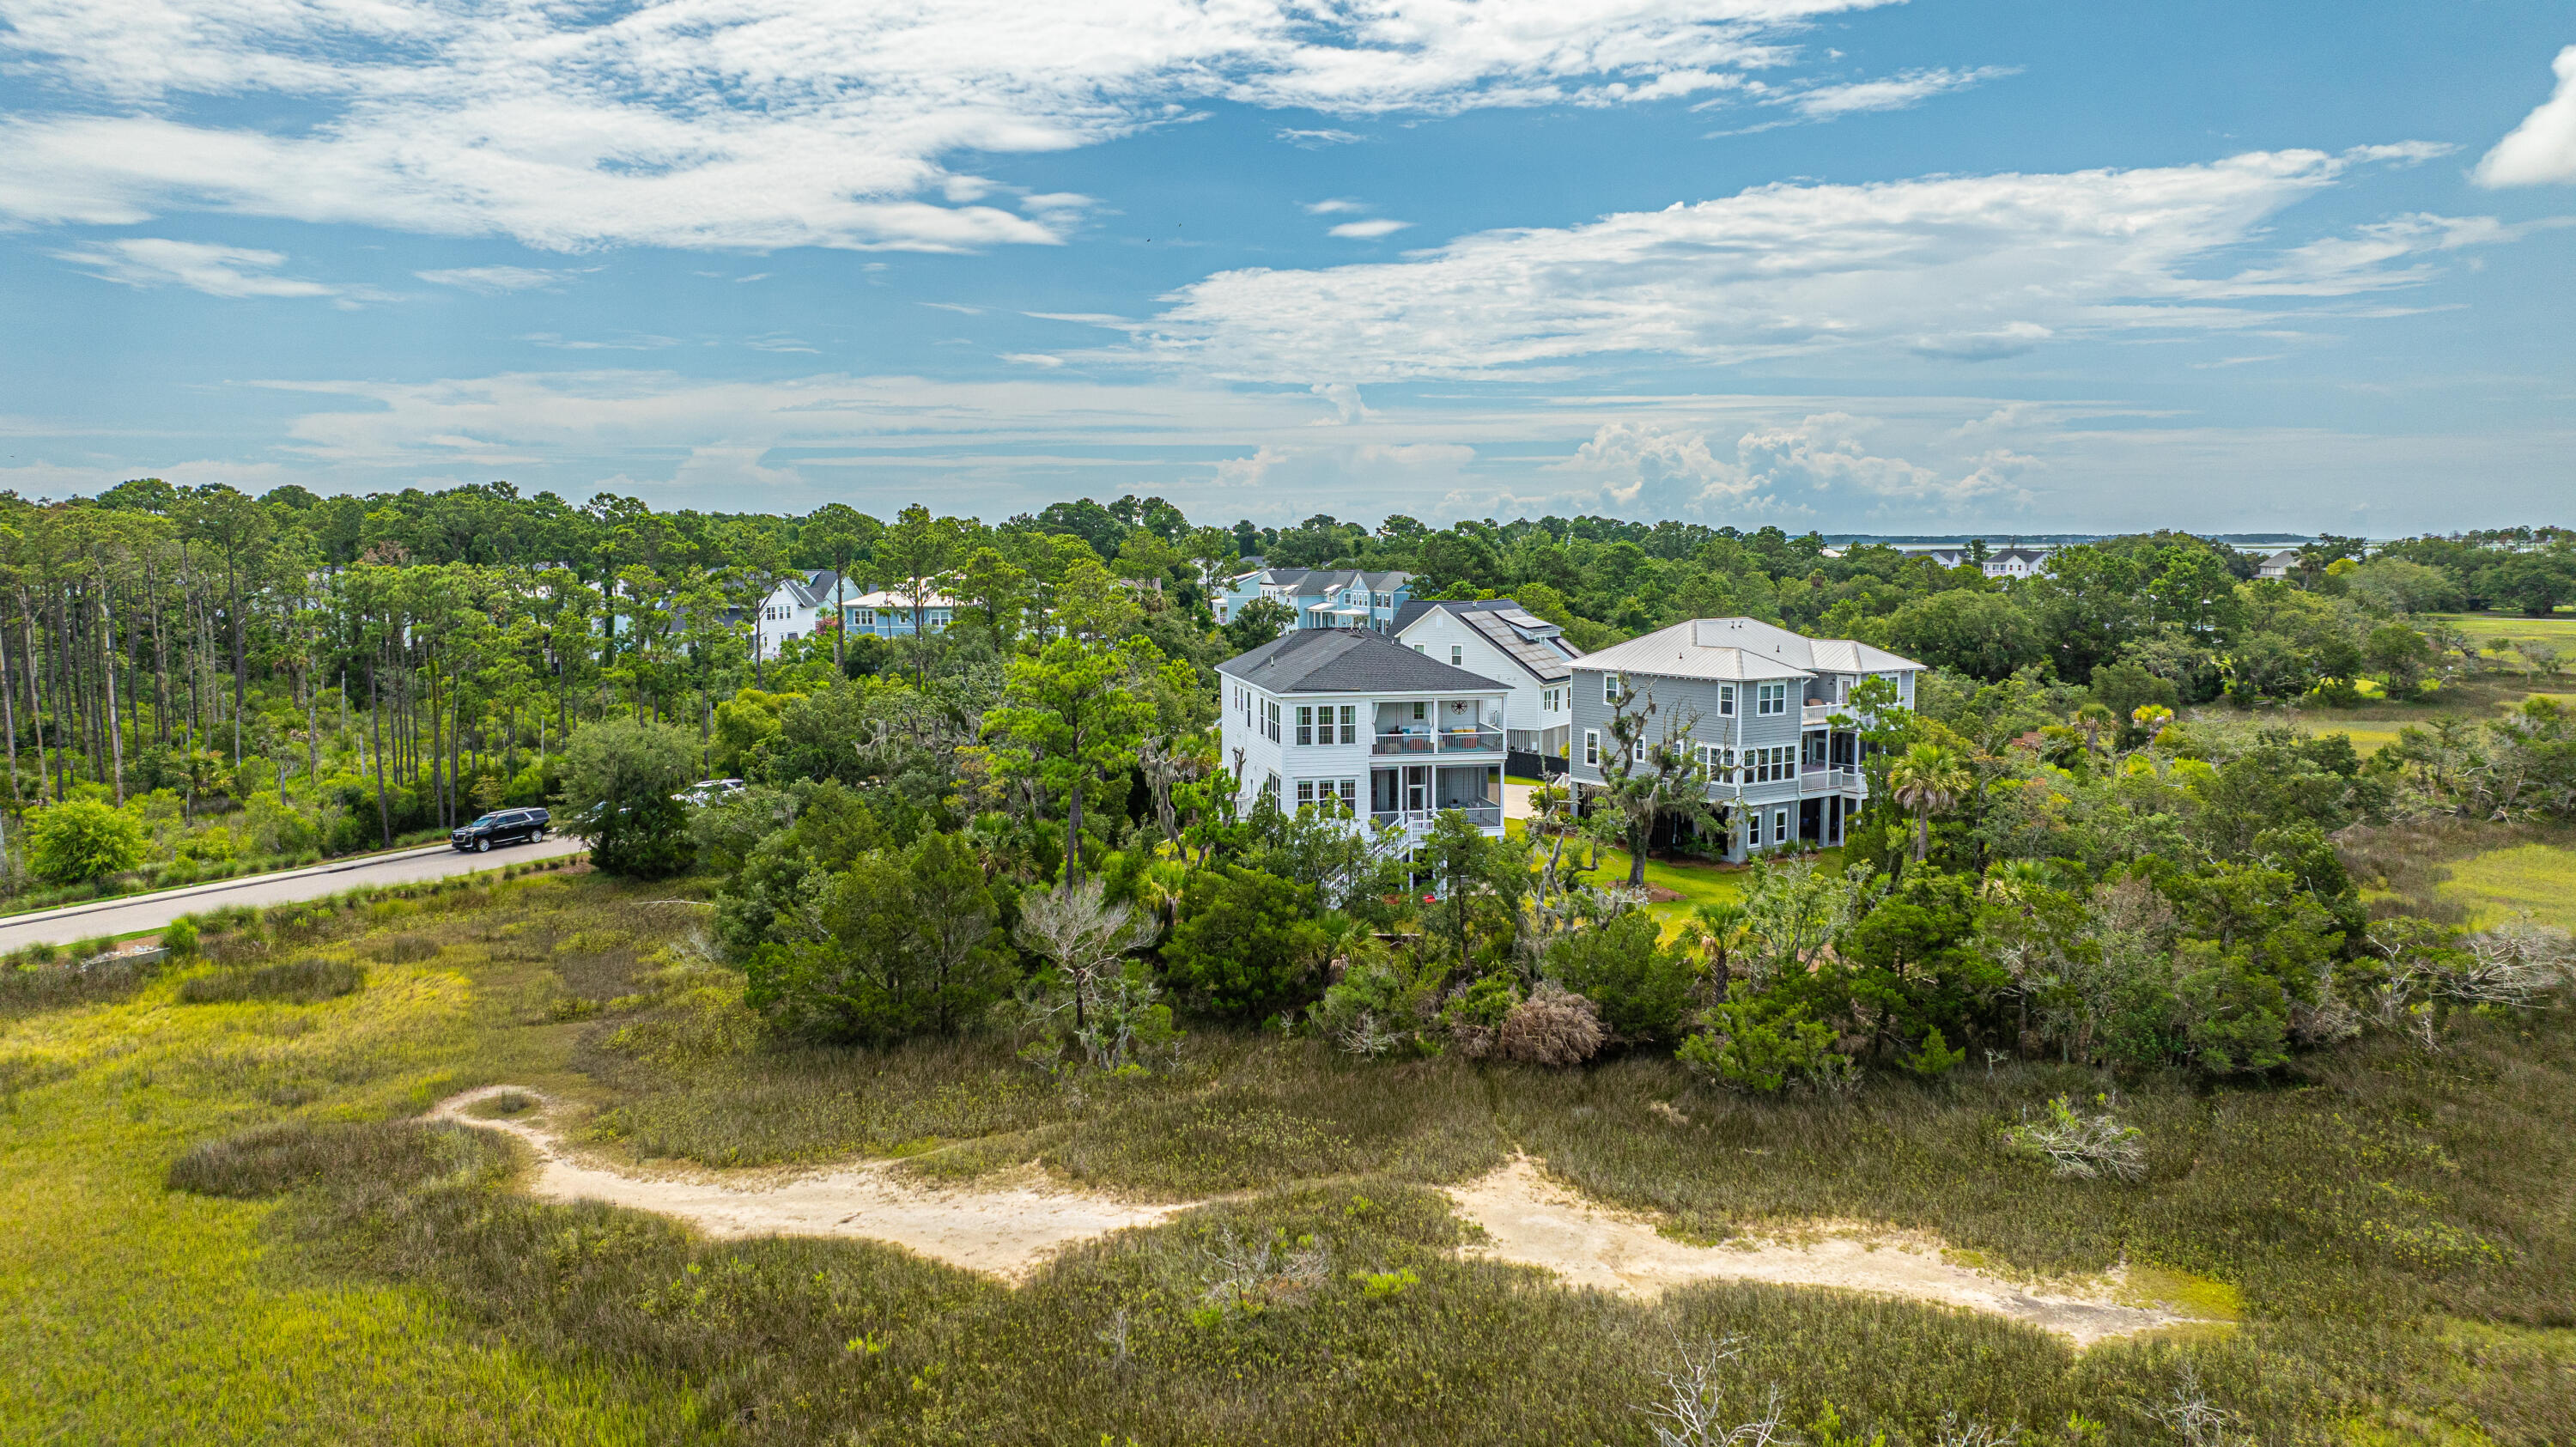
[1411,702,1427,721]
[1263,772,1280,799]
[1338,705,1358,744]
[1450,645,1464,666]
[1296,779,1317,811]
[1602,672,1621,704]
[1296,706,1314,745]
[1757,682,1788,715]
[1583,730,1600,767]
[1719,685,1735,716]
[1413,643,1426,654]
[1747,811,1763,847]
[1774,808,1789,844]
[1336,778,1358,811]
[1263,700,1282,742]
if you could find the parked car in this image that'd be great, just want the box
[675,778,747,808]
[452,806,550,853]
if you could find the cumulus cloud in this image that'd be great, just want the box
[2475,46,2576,187]
[0,0,1899,252]
[1137,146,2506,380]
[52,237,371,302]
[1552,415,2029,515]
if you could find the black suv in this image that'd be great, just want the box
[452,807,550,853]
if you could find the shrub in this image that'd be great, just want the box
[1677,999,1850,1094]
[179,958,365,1005]
[1543,909,1695,1043]
[2001,1094,2147,1183]
[1498,982,1605,1066]
[26,799,146,885]
[159,918,201,960]
[1438,973,1520,1059]
[747,832,1016,1045]
[1161,866,1330,1021]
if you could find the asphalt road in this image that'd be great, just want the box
[0,833,589,954]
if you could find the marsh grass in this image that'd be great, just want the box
[8,869,2574,1444]
[465,1089,538,1119]
[179,958,367,1006]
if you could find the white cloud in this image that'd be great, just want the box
[1551,414,2026,516]
[1327,217,1412,239]
[2475,45,2576,187]
[1278,128,1365,148]
[1303,198,1368,215]
[52,236,370,302]
[999,352,1065,368]
[416,264,568,293]
[1775,65,2015,119]
[0,0,1899,252]
[1138,146,2509,381]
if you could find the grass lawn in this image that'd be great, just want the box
[2436,841,2576,931]
[2425,611,2576,650]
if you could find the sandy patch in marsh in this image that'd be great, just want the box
[426,1085,1181,1281]
[1447,1155,2189,1347]
[428,1089,2198,1341]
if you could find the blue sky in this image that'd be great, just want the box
[2,0,2571,532]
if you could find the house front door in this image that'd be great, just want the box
[1405,766,1428,812]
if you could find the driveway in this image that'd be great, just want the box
[0,834,587,954]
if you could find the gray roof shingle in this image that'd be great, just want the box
[1218,629,1507,694]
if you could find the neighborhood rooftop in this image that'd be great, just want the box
[1394,598,1577,683]
[1216,628,1508,694]
[1578,617,1921,683]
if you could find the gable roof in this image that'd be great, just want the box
[1218,628,1508,695]
[1575,617,1920,684]
[772,570,846,608]
[1233,567,1412,594]
[1394,598,1580,683]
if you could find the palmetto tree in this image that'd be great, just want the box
[1886,741,1971,863]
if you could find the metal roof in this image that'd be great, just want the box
[1218,629,1510,695]
[1575,617,1920,683]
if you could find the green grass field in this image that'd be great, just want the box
[7,871,2574,1444]
[2437,842,2576,931]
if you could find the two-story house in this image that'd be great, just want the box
[1216,629,1510,851]
[1391,599,1581,776]
[1567,617,1921,860]
[1213,568,1413,635]
[750,569,847,660]
[841,588,958,638]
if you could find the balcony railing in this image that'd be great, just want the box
[1800,766,1861,795]
[1370,803,1504,830]
[1372,727,1504,755]
[1802,703,1837,727]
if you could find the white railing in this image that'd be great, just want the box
[1370,803,1504,830]
[1800,766,1860,795]
[1802,703,1836,727]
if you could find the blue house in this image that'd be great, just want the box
[841,587,957,638]
[1213,567,1413,635]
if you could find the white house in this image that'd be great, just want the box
[2255,548,2305,580]
[1567,617,1921,860]
[1901,543,2054,579]
[750,570,847,660]
[1216,629,1510,849]
[1391,599,1581,774]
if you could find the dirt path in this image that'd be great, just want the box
[428,1089,2197,1342]
[427,1085,1182,1280]
[1448,1156,2189,1346]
